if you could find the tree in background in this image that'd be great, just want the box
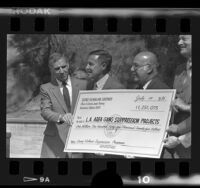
[144,35,186,88]
[7,34,50,112]
[7,34,184,113]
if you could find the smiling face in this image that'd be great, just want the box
[85,55,106,81]
[51,57,69,82]
[178,35,191,58]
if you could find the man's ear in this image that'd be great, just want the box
[101,62,107,70]
[145,64,153,74]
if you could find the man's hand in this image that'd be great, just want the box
[166,124,178,135]
[163,136,181,149]
[62,113,73,125]
[171,98,190,112]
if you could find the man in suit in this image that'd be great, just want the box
[85,50,125,158]
[129,51,173,159]
[131,51,169,90]
[163,35,191,158]
[40,52,87,158]
[86,49,125,90]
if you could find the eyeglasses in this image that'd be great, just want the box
[131,63,149,71]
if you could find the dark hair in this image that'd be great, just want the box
[88,50,112,73]
[48,52,68,68]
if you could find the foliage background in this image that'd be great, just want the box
[7,34,186,117]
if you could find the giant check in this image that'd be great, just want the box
[64,89,176,158]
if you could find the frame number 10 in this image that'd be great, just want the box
[138,176,151,184]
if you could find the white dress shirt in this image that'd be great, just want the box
[143,80,152,90]
[94,73,109,90]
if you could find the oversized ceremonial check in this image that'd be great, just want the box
[64,89,176,158]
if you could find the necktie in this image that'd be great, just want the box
[62,81,71,112]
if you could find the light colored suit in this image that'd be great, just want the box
[40,77,87,158]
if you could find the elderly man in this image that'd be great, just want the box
[164,35,191,158]
[86,49,125,90]
[131,51,169,90]
[129,51,173,158]
[40,52,87,158]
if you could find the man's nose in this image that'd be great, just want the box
[86,64,90,70]
[131,66,135,72]
[59,67,64,73]
[178,39,183,46]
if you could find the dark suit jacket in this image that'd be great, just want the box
[102,75,125,89]
[146,76,169,89]
[87,74,125,90]
[40,77,87,158]
[144,76,174,159]
[85,75,125,158]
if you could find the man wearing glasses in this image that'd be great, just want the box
[131,51,169,90]
[130,51,173,158]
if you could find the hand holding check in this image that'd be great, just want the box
[163,136,181,149]
[171,98,191,112]
[61,113,73,125]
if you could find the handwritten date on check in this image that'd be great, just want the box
[64,89,176,158]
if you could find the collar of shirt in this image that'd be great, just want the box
[95,73,109,90]
[143,79,152,90]
[56,76,72,88]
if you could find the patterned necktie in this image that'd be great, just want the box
[62,81,71,112]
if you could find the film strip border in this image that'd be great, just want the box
[2,159,191,185]
[6,16,191,33]
[1,13,197,186]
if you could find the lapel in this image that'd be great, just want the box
[86,80,95,90]
[50,77,68,113]
[102,75,111,89]
[50,77,80,113]
[146,76,158,89]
